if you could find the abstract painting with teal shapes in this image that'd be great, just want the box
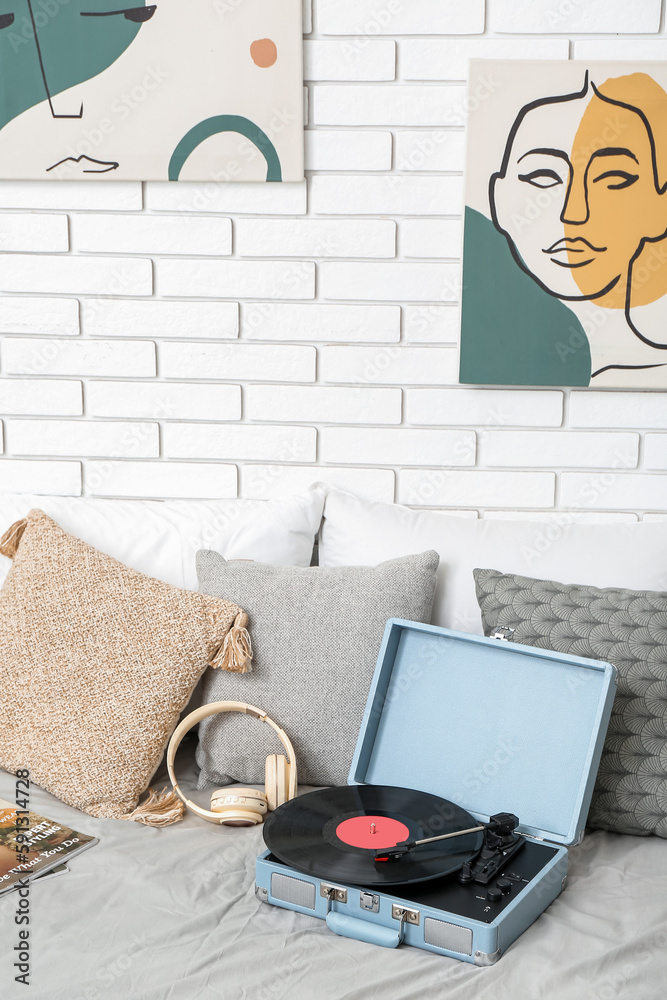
[460,60,667,388]
[0,0,303,181]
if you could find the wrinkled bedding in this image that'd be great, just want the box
[1,738,665,1000]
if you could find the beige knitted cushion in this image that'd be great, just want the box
[0,510,252,826]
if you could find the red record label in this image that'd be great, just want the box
[335,814,410,850]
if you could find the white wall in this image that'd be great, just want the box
[1,0,667,521]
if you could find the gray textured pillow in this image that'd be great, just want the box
[195,550,439,787]
[474,567,667,839]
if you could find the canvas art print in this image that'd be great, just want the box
[460,61,667,388]
[0,0,303,182]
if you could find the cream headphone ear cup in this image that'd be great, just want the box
[167,701,297,825]
[210,787,268,827]
[265,754,288,812]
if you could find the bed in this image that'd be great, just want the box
[2,489,667,999]
[1,737,665,1000]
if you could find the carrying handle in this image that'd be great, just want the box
[326,910,401,949]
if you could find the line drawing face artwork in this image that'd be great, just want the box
[459,62,667,388]
[0,0,303,182]
[0,1,155,130]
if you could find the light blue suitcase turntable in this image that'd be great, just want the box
[255,619,616,964]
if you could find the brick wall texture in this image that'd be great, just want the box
[1,0,667,521]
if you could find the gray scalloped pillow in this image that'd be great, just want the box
[195,550,439,787]
[474,567,667,839]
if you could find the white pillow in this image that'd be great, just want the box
[0,489,325,591]
[318,488,667,634]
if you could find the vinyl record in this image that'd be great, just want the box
[262,785,484,886]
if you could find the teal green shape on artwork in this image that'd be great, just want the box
[0,1,149,132]
[459,207,591,387]
[168,115,282,182]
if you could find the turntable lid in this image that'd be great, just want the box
[348,620,616,847]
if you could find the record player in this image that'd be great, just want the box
[255,620,616,965]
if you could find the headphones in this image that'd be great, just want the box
[167,701,297,826]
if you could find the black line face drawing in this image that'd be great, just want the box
[461,63,667,387]
[46,154,119,173]
[0,0,303,184]
[0,2,156,130]
[490,73,667,319]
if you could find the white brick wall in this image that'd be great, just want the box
[0,460,81,495]
[85,461,237,499]
[0,380,83,416]
[312,85,468,126]
[0,214,69,253]
[2,339,156,377]
[235,219,396,258]
[73,215,232,257]
[245,385,401,424]
[401,39,569,80]
[164,424,317,462]
[310,175,463,216]
[304,41,396,81]
[316,0,485,36]
[1,1,666,521]
[146,182,306,215]
[6,420,159,458]
[87,382,241,421]
[305,130,392,171]
[320,345,458,383]
[158,259,315,299]
[489,0,661,34]
[0,254,152,296]
[160,343,315,381]
[319,262,458,302]
[0,182,141,211]
[242,304,400,342]
[0,297,79,336]
[81,299,239,340]
[395,132,465,173]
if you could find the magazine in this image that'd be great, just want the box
[0,797,97,897]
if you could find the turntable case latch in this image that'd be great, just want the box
[360,891,380,913]
[491,627,515,641]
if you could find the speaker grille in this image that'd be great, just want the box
[424,917,472,955]
[271,873,316,909]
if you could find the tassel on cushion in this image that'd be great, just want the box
[209,611,253,673]
[122,787,186,827]
[0,518,28,559]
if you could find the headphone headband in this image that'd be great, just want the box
[167,701,297,823]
